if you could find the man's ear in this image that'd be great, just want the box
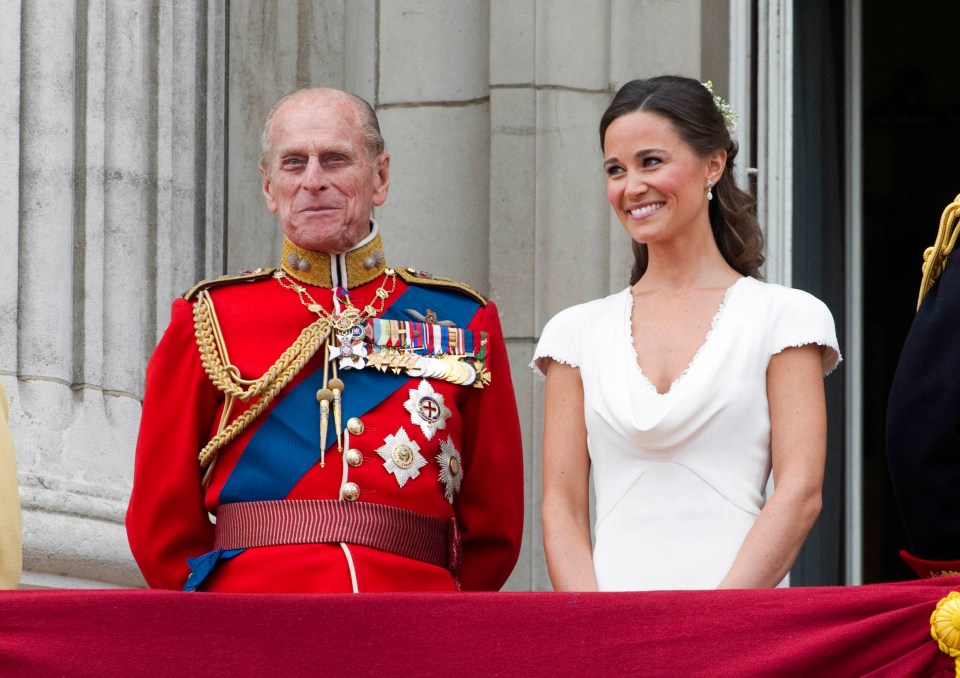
[260,164,278,213]
[372,153,390,207]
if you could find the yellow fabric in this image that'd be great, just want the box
[918,193,960,310]
[281,232,387,289]
[0,382,22,589]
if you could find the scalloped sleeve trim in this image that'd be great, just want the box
[530,353,579,381]
[530,301,593,380]
[771,338,842,376]
[767,286,842,376]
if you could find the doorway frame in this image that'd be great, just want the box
[729,0,864,585]
[843,0,863,586]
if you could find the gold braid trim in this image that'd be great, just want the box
[281,233,387,288]
[183,268,276,301]
[396,267,488,305]
[918,193,960,310]
[192,290,331,470]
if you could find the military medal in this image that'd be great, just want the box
[336,332,367,369]
[404,308,453,326]
[376,427,427,487]
[354,318,491,388]
[435,436,463,503]
[403,379,452,440]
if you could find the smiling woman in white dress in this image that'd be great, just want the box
[534,76,840,591]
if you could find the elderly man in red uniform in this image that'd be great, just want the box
[126,88,524,592]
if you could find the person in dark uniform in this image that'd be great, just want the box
[887,195,960,578]
[126,88,524,592]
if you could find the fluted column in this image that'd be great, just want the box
[2,0,226,587]
[489,0,613,592]
[226,0,352,271]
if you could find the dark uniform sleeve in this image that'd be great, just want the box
[887,250,960,562]
[126,298,220,589]
[456,300,524,590]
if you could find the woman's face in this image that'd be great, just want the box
[603,110,723,246]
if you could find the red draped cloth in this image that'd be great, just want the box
[0,579,957,677]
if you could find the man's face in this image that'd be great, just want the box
[260,93,390,254]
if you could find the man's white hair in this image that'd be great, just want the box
[259,88,385,170]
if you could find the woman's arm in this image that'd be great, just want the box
[541,360,599,591]
[716,344,826,589]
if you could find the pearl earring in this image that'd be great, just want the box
[706,179,714,201]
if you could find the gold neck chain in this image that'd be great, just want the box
[273,266,397,334]
[273,265,397,467]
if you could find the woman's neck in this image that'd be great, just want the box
[636,226,740,292]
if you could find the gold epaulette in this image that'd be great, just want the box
[918,194,960,310]
[183,268,277,301]
[396,267,488,306]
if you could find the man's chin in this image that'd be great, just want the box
[284,225,364,254]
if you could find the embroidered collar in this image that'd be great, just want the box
[280,220,387,289]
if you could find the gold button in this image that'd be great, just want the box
[347,417,364,435]
[345,449,363,467]
[449,456,461,476]
[342,482,360,501]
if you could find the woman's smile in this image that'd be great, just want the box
[627,202,666,218]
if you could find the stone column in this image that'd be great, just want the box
[490,0,615,591]
[1,0,226,587]
[226,0,350,271]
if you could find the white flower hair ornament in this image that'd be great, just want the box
[702,80,737,134]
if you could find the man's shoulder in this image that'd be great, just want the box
[182,268,277,301]
[396,267,488,306]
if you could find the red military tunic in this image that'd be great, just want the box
[127,226,524,592]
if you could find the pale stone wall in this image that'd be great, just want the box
[2,0,227,587]
[3,0,718,589]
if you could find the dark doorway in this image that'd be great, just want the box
[792,0,847,586]
[862,2,960,582]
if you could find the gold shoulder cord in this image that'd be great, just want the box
[193,289,332,487]
[918,193,960,310]
[395,267,488,305]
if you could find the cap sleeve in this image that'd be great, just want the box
[768,287,842,375]
[530,304,585,379]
